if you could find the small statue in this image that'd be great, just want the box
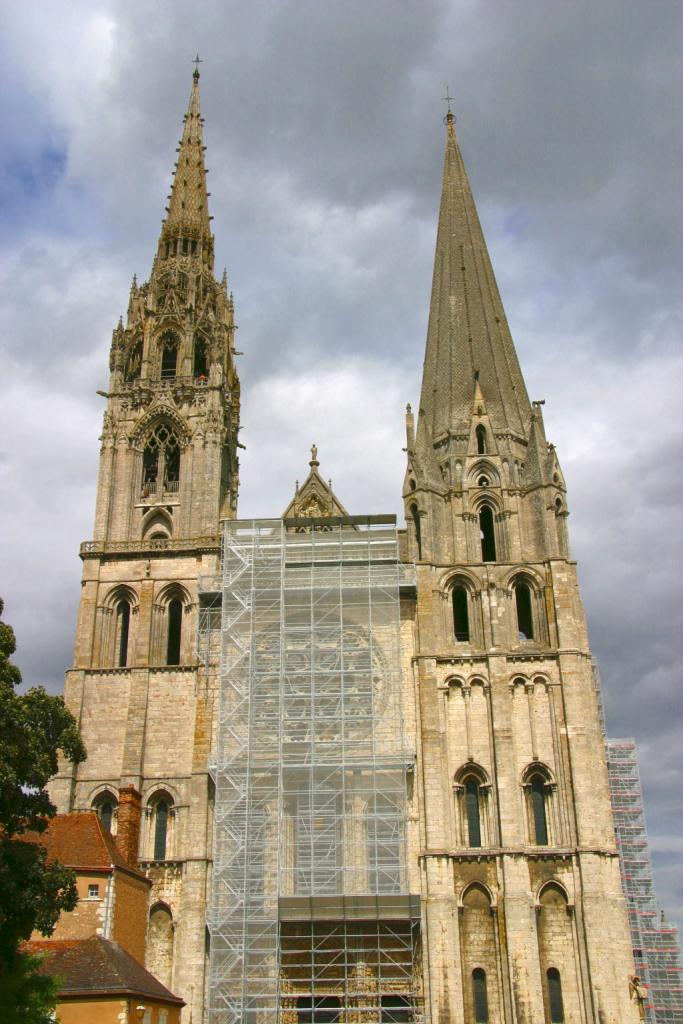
[629,976,647,1021]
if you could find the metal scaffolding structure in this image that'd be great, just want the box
[606,740,683,1023]
[202,516,421,1023]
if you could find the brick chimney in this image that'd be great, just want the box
[116,786,142,867]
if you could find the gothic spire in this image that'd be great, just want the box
[158,66,213,262]
[418,108,531,440]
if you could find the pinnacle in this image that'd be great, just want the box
[418,113,531,441]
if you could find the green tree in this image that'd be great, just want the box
[0,597,86,1022]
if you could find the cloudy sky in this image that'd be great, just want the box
[0,1,681,930]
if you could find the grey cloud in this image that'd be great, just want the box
[0,0,680,933]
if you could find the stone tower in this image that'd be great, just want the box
[51,68,239,1021]
[51,70,642,1023]
[400,107,639,1021]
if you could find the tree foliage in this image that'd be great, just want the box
[0,597,86,1020]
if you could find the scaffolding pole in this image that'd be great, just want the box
[606,740,683,1024]
[203,518,422,1023]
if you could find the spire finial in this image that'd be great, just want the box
[442,86,455,128]
[193,53,203,80]
[310,443,319,467]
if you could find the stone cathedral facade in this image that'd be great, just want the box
[52,71,640,1024]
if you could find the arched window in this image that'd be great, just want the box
[99,799,115,833]
[530,774,549,846]
[472,968,489,1023]
[465,778,482,848]
[153,799,170,860]
[115,599,131,667]
[461,885,498,1021]
[381,995,412,1022]
[93,793,117,834]
[411,504,422,560]
[475,425,487,454]
[515,580,534,640]
[367,795,401,892]
[295,786,342,895]
[479,506,496,561]
[148,903,174,989]
[142,424,181,497]
[452,586,470,641]
[160,334,178,378]
[477,475,489,487]
[547,968,564,1023]
[166,598,183,666]
[455,765,490,848]
[193,336,208,379]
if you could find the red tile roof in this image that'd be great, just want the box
[28,936,184,1006]
[22,812,148,881]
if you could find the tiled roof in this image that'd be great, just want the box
[22,812,147,881]
[28,936,184,1005]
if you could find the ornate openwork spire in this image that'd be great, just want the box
[418,107,531,440]
[157,64,213,265]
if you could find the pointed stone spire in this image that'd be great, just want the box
[158,65,213,262]
[418,107,531,441]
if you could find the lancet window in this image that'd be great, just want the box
[472,968,489,1023]
[452,585,470,641]
[454,765,490,848]
[166,597,183,666]
[160,333,179,379]
[193,335,208,379]
[367,794,402,892]
[149,793,173,861]
[410,504,422,560]
[479,505,496,561]
[142,424,181,497]
[93,791,118,834]
[531,774,549,845]
[475,424,487,454]
[124,340,142,382]
[147,903,174,990]
[547,968,564,1023]
[515,580,534,640]
[115,598,131,668]
[524,765,554,846]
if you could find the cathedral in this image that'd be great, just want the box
[51,68,641,1024]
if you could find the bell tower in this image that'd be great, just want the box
[51,67,239,1022]
[402,107,639,1023]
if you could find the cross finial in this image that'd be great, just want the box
[442,86,455,127]
[193,53,203,79]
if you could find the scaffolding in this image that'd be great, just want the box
[203,516,421,1023]
[606,740,683,1023]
